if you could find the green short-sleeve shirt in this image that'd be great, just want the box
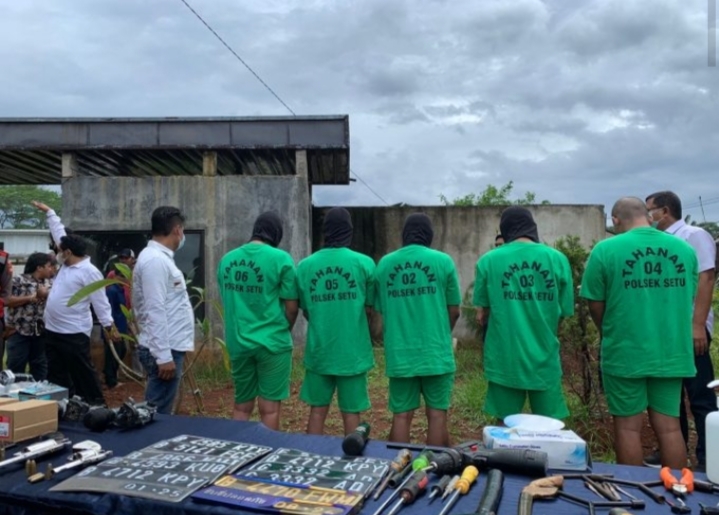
[296,247,376,376]
[473,242,575,390]
[218,242,298,356]
[374,245,461,378]
[580,227,698,378]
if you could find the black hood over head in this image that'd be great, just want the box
[402,213,434,247]
[251,211,283,247]
[323,207,353,248]
[499,206,539,243]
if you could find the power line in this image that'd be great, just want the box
[178,0,296,116]
[351,169,390,205]
[177,0,389,206]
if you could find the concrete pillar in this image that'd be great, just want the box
[202,151,217,176]
[61,153,78,178]
[295,150,308,179]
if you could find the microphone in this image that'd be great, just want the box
[83,408,118,432]
[342,422,371,456]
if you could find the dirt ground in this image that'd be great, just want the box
[101,372,680,465]
[100,345,702,468]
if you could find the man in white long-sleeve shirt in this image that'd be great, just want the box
[133,206,195,414]
[31,201,118,405]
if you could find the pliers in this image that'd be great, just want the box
[661,467,694,514]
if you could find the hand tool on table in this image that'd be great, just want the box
[592,476,666,505]
[0,435,70,473]
[458,468,504,515]
[439,466,479,515]
[700,503,719,515]
[443,475,460,501]
[428,475,452,503]
[27,440,113,483]
[342,422,370,456]
[385,470,429,515]
[555,491,646,515]
[661,467,694,513]
[386,441,482,453]
[84,398,157,432]
[694,480,719,495]
[422,443,547,478]
[372,449,413,500]
[518,475,646,515]
[517,475,564,515]
[371,451,434,515]
[583,475,620,501]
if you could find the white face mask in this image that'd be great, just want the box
[56,252,66,266]
[176,233,186,252]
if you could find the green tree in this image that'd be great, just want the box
[697,222,719,240]
[0,186,62,228]
[439,181,550,206]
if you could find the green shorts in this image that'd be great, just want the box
[602,374,682,417]
[388,373,455,413]
[484,381,569,420]
[300,370,370,413]
[231,347,292,404]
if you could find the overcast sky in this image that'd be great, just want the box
[1,0,717,222]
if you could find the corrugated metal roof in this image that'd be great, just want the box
[0,116,350,185]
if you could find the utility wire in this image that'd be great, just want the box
[178,0,296,115]
[177,0,389,206]
[351,171,390,205]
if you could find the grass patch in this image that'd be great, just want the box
[189,305,719,462]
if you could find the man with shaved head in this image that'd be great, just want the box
[581,197,698,469]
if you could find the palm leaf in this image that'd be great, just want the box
[67,279,125,307]
[114,262,133,280]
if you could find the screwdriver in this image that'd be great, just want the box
[371,450,434,515]
[428,475,452,503]
[385,471,429,515]
[442,475,460,501]
[373,449,413,501]
[438,466,479,515]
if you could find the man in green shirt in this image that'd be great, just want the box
[474,207,574,420]
[296,208,375,436]
[217,212,299,431]
[580,197,698,469]
[374,213,461,446]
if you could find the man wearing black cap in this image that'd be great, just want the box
[218,212,299,430]
[296,208,375,436]
[374,213,461,446]
[473,207,574,421]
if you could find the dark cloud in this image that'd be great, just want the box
[0,0,717,220]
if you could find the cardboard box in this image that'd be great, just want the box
[18,383,68,402]
[0,400,58,443]
[483,426,590,471]
[0,398,18,407]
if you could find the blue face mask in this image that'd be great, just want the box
[176,234,186,252]
[651,221,660,229]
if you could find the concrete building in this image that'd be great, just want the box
[0,229,50,264]
[0,116,350,332]
[314,204,607,339]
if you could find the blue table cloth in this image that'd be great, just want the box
[0,414,716,515]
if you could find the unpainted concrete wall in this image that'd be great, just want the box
[62,175,311,340]
[314,204,606,339]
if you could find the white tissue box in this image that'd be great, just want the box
[482,426,590,471]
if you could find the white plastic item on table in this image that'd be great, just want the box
[707,379,719,485]
[503,413,565,432]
